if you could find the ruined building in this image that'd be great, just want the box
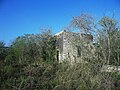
[55,30,93,63]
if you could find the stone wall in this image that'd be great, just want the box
[55,30,93,62]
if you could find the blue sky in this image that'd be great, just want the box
[0,0,120,45]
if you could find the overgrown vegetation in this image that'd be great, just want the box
[0,14,120,90]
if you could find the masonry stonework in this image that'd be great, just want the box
[55,30,93,63]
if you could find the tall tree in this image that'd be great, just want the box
[70,13,95,35]
[98,16,120,65]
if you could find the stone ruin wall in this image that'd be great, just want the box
[55,30,93,63]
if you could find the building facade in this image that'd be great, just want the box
[55,30,93,63]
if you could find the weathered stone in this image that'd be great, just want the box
[55,30,93,63]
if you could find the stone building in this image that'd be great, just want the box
[55,30,93,63]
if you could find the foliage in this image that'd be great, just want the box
[0,14,120,90]
[0,41,8,60]
[98,16,120,65]
[70,13,95,35]
[0,30,57,89]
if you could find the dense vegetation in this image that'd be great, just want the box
[0,14,120,90]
